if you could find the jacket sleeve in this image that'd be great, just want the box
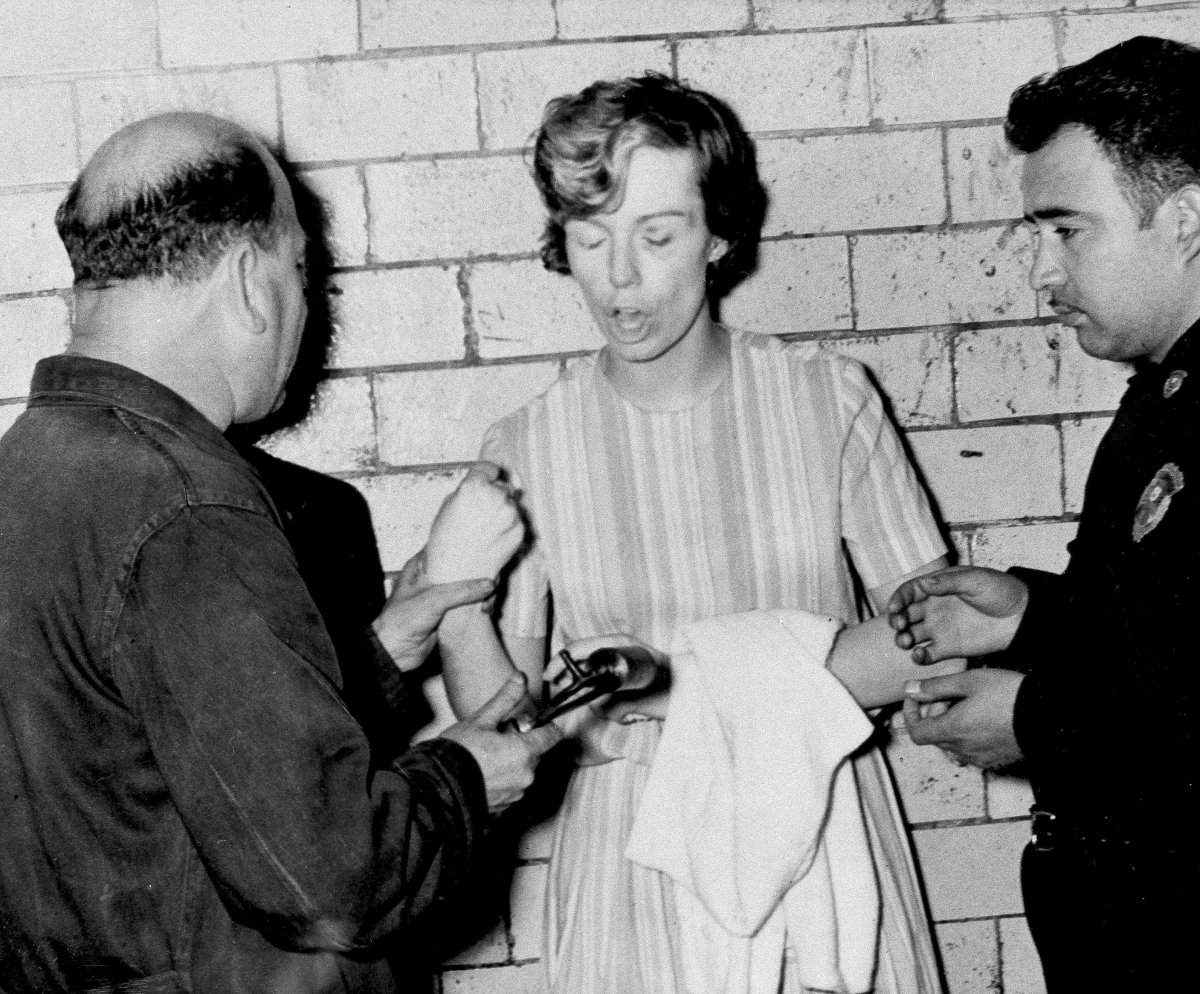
[236,443,433,757]
[108,502,487,954]
[1004,546,1199,788]
[342,627,436,759]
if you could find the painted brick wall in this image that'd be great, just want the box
[5,2,1199,991]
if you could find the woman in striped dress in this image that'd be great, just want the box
[437,74,951,993]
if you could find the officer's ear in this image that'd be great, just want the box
[1172,186,1200,266]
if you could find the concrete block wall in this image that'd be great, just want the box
[5,1,1199,990]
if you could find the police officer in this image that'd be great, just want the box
[887,36,1200,992]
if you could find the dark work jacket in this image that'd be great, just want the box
[235,445,433,760]
[1002,325,1199,845]
[0,355,486,994]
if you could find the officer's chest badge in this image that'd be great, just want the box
[1163,369,1187,398]
[1132,463,1185,542]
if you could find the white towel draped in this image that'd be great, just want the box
[625,609,881,994]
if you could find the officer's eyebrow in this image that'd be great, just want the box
[1024,207,1082,224]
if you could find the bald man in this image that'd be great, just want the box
[0,113,559,993]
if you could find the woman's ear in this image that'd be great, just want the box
[708,236,730,265]
[1175,186,1200,266]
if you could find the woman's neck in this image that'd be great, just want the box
[601,316,731,411]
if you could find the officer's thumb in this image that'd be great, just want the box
[471,674,528,728]
[421,577,496,614]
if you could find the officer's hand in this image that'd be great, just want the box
[424,463,524,584]
[372,550,495,671]
[886,566,1029,664]
[441,676,562,813]
[902,668,1025,769]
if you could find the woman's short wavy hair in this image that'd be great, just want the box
[531,73,767,300]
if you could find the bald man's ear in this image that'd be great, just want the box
[226,239,269,336]
[1174,186,1200,266]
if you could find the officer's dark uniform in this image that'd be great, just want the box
[991,324,1199,990]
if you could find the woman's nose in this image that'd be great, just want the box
[608,240,638,288]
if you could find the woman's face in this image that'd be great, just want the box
[563,145,727,368]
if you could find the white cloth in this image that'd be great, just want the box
[626,609,880,994]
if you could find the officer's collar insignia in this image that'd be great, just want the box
[1163,369,1187,399]
[1133,463,1185,542]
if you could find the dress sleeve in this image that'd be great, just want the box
[835,357,947,591]
[109,503,487,954]
[481,420,551,641]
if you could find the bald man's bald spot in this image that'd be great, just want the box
[75,112,269,227]
[56,112,288,286]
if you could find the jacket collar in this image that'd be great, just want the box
[1127,320,1199,395]
[29,354,236,456]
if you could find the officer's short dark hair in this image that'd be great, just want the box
[1005,35,1200,227]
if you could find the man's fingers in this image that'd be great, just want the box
[908,637,960,666]
[911,645,934,665]
[901,694,924,729]
[903,706,955,747]
[912,565,984,598]
[890,608,944,659]
[900,634,949,663]
[888,566,977,615]
[903,671,972,703]
[564,633,638,658]
[465,461,522,503]
[885,583,920,615]
[520,721,563,755]
[411,577,496,618]
[941,749,968,767]
[887,569,951,611]
[887,592,929,634]
[439,579,497,605]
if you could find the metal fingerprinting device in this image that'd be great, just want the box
[500,645,664,733]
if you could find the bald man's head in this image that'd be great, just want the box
[56,112,287,286]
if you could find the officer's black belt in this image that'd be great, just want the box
[1028,807,1181,854]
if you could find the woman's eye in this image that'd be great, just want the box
[644,233,674,248]
[569,226,606,250]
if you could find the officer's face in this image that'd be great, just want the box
[1022,125,1189,365]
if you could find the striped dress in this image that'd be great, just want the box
[483,329,947,994]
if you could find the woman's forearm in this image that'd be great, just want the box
[438,606,549,723]
[437,603,522,718]
[828,614,965,709]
